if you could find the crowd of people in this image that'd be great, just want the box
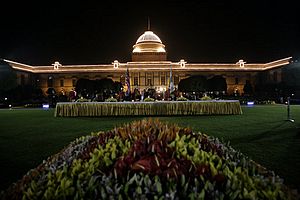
[47,87,185,106]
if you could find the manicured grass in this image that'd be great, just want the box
[0,105,299,192]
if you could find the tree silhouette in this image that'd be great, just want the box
[243,80,253,95]
[207,75,227,92]
[0,63,17,93]
[178,75,208,92]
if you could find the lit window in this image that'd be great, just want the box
[147,78,152,86]
[161,76,165,85]
[60,79,64,87]
[235,78,239,85]
[174,76,179,85]
[134,77,138,86]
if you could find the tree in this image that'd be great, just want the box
[46,87,57,107]
[97,78,114,92]
[178,75,208,92]
[207,75,227,92]
[243,80,253,95]
[282,63,300,87]
[75,78,95,98]
[281,62,300,98]
[0,63,17,93]
[178,78,190,92]
[113,81,123,93]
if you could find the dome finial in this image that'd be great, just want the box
[148,17,150,30]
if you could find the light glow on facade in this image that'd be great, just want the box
[3,29,292,96]
[113,60,119,69]
[52,61,62,70]
[179,59,186,68]
[132,30,166,54]
[136,31,162,44]
[237,59,246,68]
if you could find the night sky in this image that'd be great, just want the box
[1,0,299,65]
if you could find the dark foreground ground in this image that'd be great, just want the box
[0,105,299,191]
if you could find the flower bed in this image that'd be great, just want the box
[54,100,242,117]
[1,119,298,199]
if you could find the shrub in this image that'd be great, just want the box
[176,96,188,101]
[143,97,155,102]
[24,103,43,108]
[1,119,298,200]
[76,97,89,102]
[255,100,276,105]
[200,95,212,101]
[105,97,118,102]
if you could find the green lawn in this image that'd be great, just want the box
[0,105,299,192]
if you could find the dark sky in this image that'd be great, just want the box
[1,0,299,65]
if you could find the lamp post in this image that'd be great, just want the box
[286,96,295,123]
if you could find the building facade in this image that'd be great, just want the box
[4,30,292,96]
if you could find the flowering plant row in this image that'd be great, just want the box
[1,119,298,199]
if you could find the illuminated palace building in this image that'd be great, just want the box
[4,30,291,96]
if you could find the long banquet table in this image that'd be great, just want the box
[54,100,242,117]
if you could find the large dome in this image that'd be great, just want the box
[136,31,162,44]
[133,30,166,54]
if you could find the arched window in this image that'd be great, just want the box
[147,78,152,86]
